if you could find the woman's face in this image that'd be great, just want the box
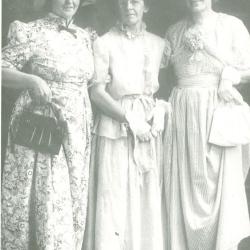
[51,0,80,20]
[185,0,212,13]
[118,0,148,27]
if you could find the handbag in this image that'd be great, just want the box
[209,102,250,147]
[13,102,66,155]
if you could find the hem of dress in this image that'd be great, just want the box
[222,230,250,250]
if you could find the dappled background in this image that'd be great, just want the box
[2,0,250,248]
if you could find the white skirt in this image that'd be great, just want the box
[164,85,250,250]
[83,95,164,250]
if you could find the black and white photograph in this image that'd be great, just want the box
[1,0,250,249]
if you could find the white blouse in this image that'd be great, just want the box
[92,25,165,99]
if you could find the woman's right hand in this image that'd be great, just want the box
[28,75,52,105]
[218,79,243,105]
[125,110,152,142]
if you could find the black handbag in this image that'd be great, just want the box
[13,103,66,155]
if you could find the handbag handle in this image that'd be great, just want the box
[25,101,65,124]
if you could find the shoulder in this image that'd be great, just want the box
[74,25,98,41]
[146,32,165,47]
[217,12,247,31]
[102,28,120,42]
[94,28,117,48]
[166,19,186,39]
[218,12,243,25]
[7,19,43,44]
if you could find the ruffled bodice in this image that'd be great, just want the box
[92,26,165,99]
[164,13,250,83]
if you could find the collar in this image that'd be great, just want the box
[116,21,146,39]
[47,12,74,28]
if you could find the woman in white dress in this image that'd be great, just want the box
[82,0,170,249]
[163,0,250,249]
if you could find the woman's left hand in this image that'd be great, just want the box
[218,79,244,105]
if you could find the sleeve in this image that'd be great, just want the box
[231,18,250,70]
[160,34,172,69]
[220,18,250,84]
[92,37,111,86]
[2,20,33,70]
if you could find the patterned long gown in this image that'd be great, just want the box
[2,13,95,250]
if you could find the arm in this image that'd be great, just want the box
[2,68,52,103]
[90,83,126,123]
[2,68,34,90]
[218,18,250,103]
[2,21,51,103]
[239,70,250,84]
[91,36,152,141]
[91,37,126,123]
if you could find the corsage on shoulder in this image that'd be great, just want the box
[183,27,204,62]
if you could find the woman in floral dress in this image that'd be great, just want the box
[1,0,95,249]
[82,0,171,250]
[163,0,250,249]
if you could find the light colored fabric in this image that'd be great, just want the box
[92,27,165,139]
[92,27,165,99]
[165,13,250,79]
[209,102,250,147]
[83,134,164,250]
[83,27,166,250]
[1,13,94,250]
[94,95,161,174]
[164,12,250,250]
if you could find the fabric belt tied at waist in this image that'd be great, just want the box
[177,74,220,88]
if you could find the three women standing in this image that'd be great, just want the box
[2,0,250,249]
[2,0,95,249]
[163,0,250,249]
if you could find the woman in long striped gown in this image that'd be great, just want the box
[163,0,250,249]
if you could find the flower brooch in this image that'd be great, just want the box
[183,27,205,62]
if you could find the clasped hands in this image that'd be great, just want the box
[125,100,172,142]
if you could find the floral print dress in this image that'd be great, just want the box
[2,13,95,250]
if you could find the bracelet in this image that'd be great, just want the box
[221,66,241,85]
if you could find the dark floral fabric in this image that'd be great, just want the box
[2,13,95,250]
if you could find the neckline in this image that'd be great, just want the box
[47,12,74,28]
[116,21,147,40]
[186,11,220,31]
[184,11,221,37]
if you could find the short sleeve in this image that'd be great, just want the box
[231,19,250,70]
[2,21,33,70]
[92,37,110,86]
[160,36,172,69]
